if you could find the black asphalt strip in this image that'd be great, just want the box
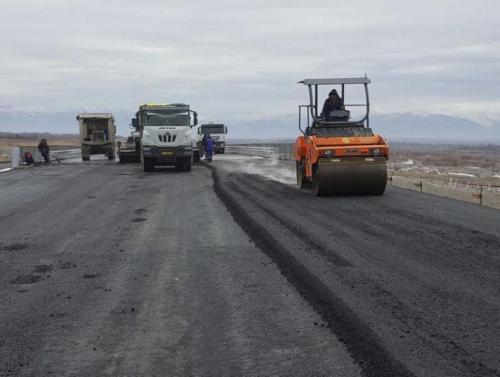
[204,163,415,377]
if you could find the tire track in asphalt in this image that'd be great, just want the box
[226,178,352,267]
[221,170,500,377]
[204,163,415,377]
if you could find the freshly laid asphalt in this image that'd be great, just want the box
[0,156,498,377]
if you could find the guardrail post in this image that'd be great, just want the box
[472,186,483,206]
[10,147,20,169]
[414,180,423,193]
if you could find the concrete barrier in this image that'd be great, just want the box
[11,147,20,169]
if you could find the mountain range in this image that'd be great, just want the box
[1,105,500,143]
[226,113,500,143]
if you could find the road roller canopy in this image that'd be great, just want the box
[298,75,371,130]
[299,77,371,85]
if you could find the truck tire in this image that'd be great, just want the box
[175,157,191,172]
[143,157,153,172]
[193,151,200,162]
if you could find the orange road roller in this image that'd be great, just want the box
[295,76,389,196]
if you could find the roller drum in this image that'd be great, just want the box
[313,157,387,196]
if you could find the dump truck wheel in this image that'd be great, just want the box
[143,157,153,172]
[175,159,183,171]
[175,158,190,172]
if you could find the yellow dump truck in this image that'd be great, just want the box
[76,113,116,161]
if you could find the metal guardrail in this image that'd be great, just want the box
[50,149,81,161]
[225,145,279,158]
[226,143,500,209]
[227,144,294,159]
[6,147,81,169]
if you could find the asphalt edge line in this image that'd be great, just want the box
[202,162,415,377]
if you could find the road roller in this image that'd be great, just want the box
[295,76,389,196]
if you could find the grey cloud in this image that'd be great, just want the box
[1,0,499,125]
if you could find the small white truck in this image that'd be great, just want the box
[197,123,228,154]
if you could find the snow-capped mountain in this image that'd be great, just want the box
[1,105,500,142]
[0,106,135,135]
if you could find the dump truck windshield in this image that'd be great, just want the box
[201,125,225,134]
[145,112,189,127]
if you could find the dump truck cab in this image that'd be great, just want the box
[137,103,198,172]
[295,77,389,195]
[197,123,228,154]
[76,113,116,161]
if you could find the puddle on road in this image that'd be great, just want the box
[11,274,42,284]
[33,264,53,273]
[1,242,29,251]
[58,261,77,269]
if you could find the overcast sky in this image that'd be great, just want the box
[1,0,499,123]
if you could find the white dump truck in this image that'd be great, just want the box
[76,113,116,161]
[197,123,228,154]
[136,103,198,172]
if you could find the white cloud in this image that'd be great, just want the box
[1,0,499,124]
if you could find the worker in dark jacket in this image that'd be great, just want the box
[204,135,214,162]
[321,89,344,120]
[38,139,50,163]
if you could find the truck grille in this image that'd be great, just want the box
[159,134,176,143]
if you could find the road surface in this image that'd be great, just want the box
[0,161,359,377]
[0,156,499,377]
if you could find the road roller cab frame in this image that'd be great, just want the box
[295,77,389,195]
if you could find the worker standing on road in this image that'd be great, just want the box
[321,89,344,120]
[38,139,50,163]
[205,135,214,162]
